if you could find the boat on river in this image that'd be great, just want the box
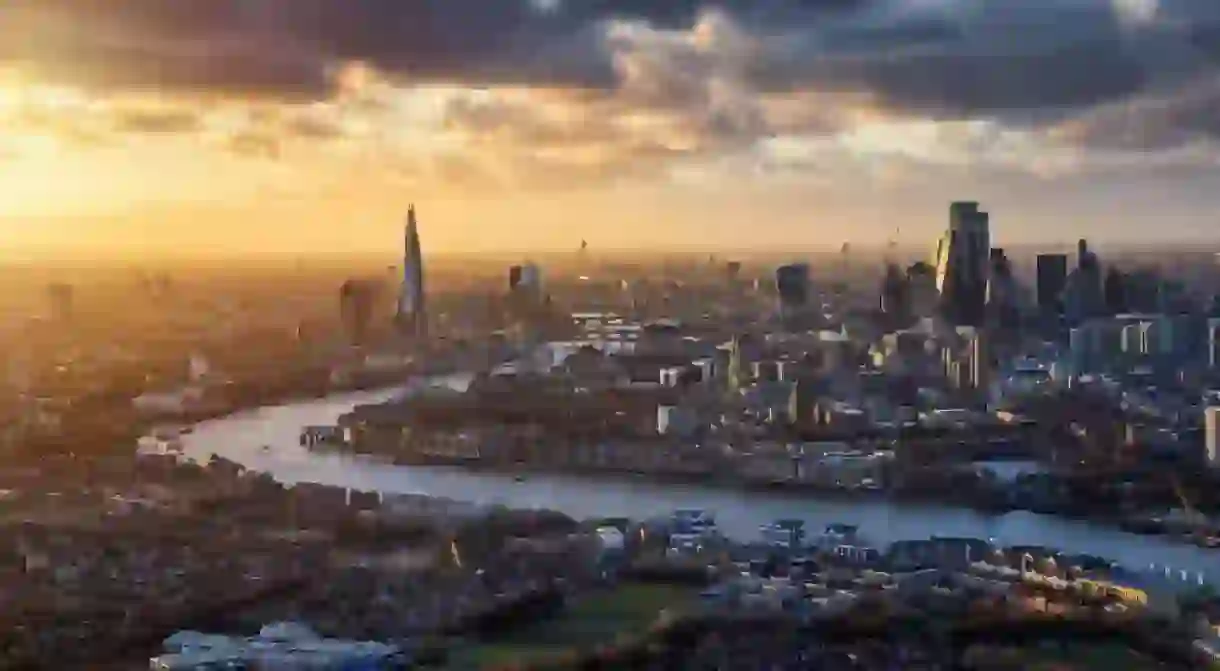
[669,509,719,536]
[818,523,862,549]
[758,519,807,549]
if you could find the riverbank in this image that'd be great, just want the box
[314,441,1212,547]
[176,382,1220,584]
[393,454,1217,550]
[139,369,426,429]
[317,443,1017,507]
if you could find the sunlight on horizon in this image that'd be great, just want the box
[0,3,1217,257]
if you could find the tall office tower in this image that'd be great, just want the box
[725,261,742,287]
[1035,254,1068,316]
[728,334,749,393]
[508,262,542,298]
[339,279,375,346]
[906,261,938,319]
[1103,267,1128,315]
[1064,238,1103,324]
[934,201,990,326]
[1077,238,1099,271]
[46,282,74,321]
[788,376,818,426]
[879,262,909,327]
[969,331,991,392]
[396,205,427,339]
[519,262,542,296]
[775,263,810,319]
[1209,318,1220,369]
[985,248,1019,330]
[1206,407,1220,470]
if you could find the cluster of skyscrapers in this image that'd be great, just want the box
[914,203,1220,468]
[381,205,553,347]
[934,202,992,327]
[843,201,1012,347]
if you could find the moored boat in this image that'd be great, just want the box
[758,518,807,549]
[669,509,719,536]
[818,523,861,549]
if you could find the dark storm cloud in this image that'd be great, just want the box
[760,2,1220,121]
[3,0,1220,145]
[1,0,864,96]
[1048,76,1220,151]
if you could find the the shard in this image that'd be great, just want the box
[396,205,427,339]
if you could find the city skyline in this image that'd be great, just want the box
[2,1,1220,256]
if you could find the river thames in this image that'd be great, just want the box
[180,376,1219,585]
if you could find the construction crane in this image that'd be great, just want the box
[1170,475,1199,522]
[885,227,899,262]
[1169,474,1219,547]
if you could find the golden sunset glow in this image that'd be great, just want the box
[1,2,1218,256]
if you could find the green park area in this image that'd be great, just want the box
[447,583,699,670]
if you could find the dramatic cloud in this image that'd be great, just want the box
[1045,75,1220,151]
[3,0,1213,111]
[2,0,1220,192]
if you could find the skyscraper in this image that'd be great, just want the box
[906,262,938,320]
[1035,254,1068,316]
[728,335,748,393]
[519,262,542,297]
[508,261,543,305]
[879,262,909,328]
[969,330,991,392]
[1064,238,1104,324]
[340,279,376,346]
[1209,318,1220,369]
[396,205,427,339]
[775,263,810,319]
[985,247,1018,331]
[1103,267,1128,315]
[46,282,74,321]
[1206,407,1220,470]
[934,202,990,326]
[1077,238,1095,271]
[725,261,743,287]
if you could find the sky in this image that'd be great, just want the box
[0,0,1219,257]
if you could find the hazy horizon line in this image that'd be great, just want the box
[1,241,1217,267]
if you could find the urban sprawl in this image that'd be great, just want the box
[3,203,1220,669]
